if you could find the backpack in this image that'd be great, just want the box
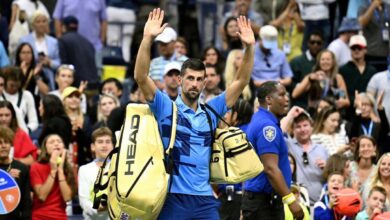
[93,103,177,220]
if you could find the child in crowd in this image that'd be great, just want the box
[78,127,114,220]
[356,186,386,220]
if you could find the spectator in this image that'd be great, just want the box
[10,0,49,31]
[328,17,361,67]
[30,134,75,220]
[78,127,113,220]
[58,16,98,88]
[0,100,37,165]
[348,135,378,194]
[92,93,120,131]
[219,17,243,54]
[149,27,188,90]
[322,153,351,181]
[38,94,72,148]
[286,112,329,204]
[290,30,324,108]
[252,25,293,88]
[292,50,350,112]
[297,0,336,50]
[174,37,188,58]
[2,66,38,132]
[356,186,386,220]
[0,126,32,220]
[53,0,107,52]
[201,64,222,103]
[101,78,123,100]
[339,35,377,120]
[162,62,181,101]
[202,46,226,81]
[49,65,87,114]
[311,106,349,156]
[270,0,305,61]
[224,49,252,102]
[0,41,9,68]
[358,0,390,71]
[253,0,289,25]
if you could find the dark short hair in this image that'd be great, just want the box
[256,81,279,104]
[231,99,253,125]
[2,66,24,84]
[92,127,113,143]
[293,112,313,125]
[180,58,205,77]
[100,78,123,94]
[0,126,14,144]
[369,186,387,198]
[309,30,324,41]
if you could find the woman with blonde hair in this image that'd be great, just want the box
[93,93,120,130]
[224,49,252,101]
[292,50,349,112]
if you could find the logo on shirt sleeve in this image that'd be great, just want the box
[263,126,276,142]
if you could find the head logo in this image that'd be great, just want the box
[125,115,140,175]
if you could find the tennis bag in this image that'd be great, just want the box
[202,104,264,184]
[93,103,177,220]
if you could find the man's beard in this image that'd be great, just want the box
[183,89,200,102]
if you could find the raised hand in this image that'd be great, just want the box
[143,8,168,39]
[377,90,385,110]
[236,16,255,47]
[78,81,88,94]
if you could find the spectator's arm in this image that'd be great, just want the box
[57,168,72,202]
[9,3,19,31]
[292,74,312,98]
[32,172,56,202]
[358,0,381,27]
[100,20,107,44]
[54,19,63,38]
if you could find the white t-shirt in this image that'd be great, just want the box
[78,162,109,220]
[367,70,390,128]
[328,38,351,67]
[13,0,50,20]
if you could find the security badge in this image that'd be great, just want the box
[263,126,276,142]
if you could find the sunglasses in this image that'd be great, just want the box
[309,40,323,45]
[302,152,309,165]
[264,57,271,68]
[350,46,364,51]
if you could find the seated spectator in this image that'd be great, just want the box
[219,17,243,54]
[49,65,87,113]
[348,136,378,194]
[252,25,293,88]
[224,49,252,102]
[356,186,386,220]
[38,94,72,148]
[101,78,123,100]
[323,153,351,182]
[162,62,181,101]
[0,100,37,165]
[339,35,377,120]
[201,64,222,103]
[290,30,324,108]
[0,41,10,68]
[311,106,349,155]
[92,93,120,131]
[1,66,38,132]
[30,134,75,220]
[270,0,304,61]
[78,127,113,220]
[174,37,188,59]
[62,87,92,167]
[0,126,32,220]
[202,46,226,83]
[328,17,361,67]
[19,11,61,71]
[349,92,389,153]
[292,50,350,112]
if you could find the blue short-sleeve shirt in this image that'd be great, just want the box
[148,89,228,196]
[244,108,291,193]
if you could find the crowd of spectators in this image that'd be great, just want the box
[0,0,389,219]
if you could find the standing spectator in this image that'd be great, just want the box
[270,0,305,61]
[38,94,72,148]
[358,0,390,71]
[286,112,329,204]
[219,17,243,55]
[0,101,37,165]
[92,93,119,131]
[2,66,38,132]
[58,16,98,88]
[53,0,107,53]
[0,126,32,220]
[339,35,377,119]
[297,0,336,50]
[201,64,222,103]
[10,0,49,31]
[78,127,113,220]
[242,81,304,220]
[149,27,188,90]
[0,41,9,68]
[30,134,75,220]
[290,30,324,108]
[253,0,289,25]
[328,17,361,67]
[252,25,293,88]
[292,50,350,112]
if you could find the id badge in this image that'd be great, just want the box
[283,42,291,54]
[382,29,389,41]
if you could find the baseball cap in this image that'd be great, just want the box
[63,16,78,29]
[155,27,177,43]
[164,62,181,76]
[62,87,81,100]
[259,25,278,50]
[349,35,367,48]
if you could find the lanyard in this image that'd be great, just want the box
[372,1,390,28]
[281,23,294,42]
[361,120,374,136]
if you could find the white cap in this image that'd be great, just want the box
[164,62,181,75]
[259,25,278,49]
[155,27,177,43]
[349,35,367,48]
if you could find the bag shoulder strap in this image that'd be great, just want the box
[166,102,177,155]
[200,104,215,144]
[203,103,231,127]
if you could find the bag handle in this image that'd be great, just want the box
[165,102,177,155]
[203,103,231,127]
